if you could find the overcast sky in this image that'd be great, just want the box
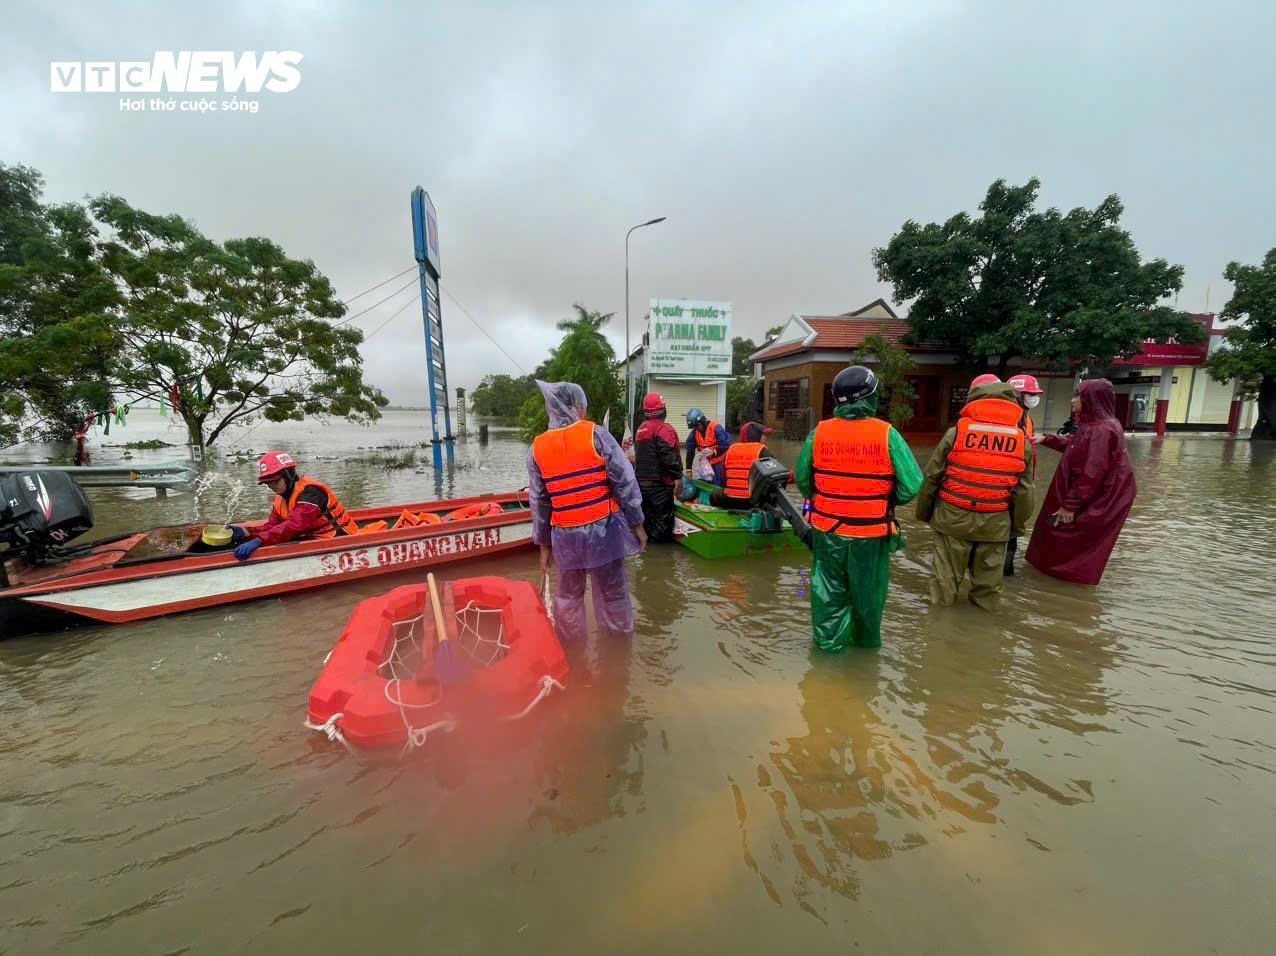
[5,1,1274,403]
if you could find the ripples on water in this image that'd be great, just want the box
[1,415,1274,954]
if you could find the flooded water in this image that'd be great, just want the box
[2,411,1274,954]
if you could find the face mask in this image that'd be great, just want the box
[1024,394,1041,409]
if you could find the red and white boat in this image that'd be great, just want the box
[0,481,534,638]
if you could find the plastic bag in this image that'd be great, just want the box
[692,449,715,482]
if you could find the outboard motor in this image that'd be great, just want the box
[747,458,812,549]
[0,471,94,566]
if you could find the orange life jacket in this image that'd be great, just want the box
[694,421,726,467]
[723,442,764,499]
[532,420,618,528]
[271,476,359,538]
[810,417,895,538]
[938,398,1028,513]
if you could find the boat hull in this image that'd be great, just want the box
[673,504,804,560]
[1,493,535,638]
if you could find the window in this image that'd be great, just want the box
[768,380,779,411]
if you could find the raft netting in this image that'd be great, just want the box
[307,594,562,752]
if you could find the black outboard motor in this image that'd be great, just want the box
[747,458,812,549]
[0,471,94,567]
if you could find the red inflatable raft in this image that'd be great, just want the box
[306,576,568,750]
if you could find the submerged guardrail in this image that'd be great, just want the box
[0,460,197,497]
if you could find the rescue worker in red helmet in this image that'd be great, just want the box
[1003,373,1043,575]
[228,451,358,560]
[710,421,778,509]
[795,366,923,651]
[915,379,1033,609]
[632,392,684,543]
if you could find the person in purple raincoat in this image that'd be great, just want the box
[527,381,647,640]
[1026,378,1137,585]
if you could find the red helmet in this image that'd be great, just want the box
[642,392,666,415]
[257,450,297,483]
[1007,373,1043,394]
[970,373,1000,388]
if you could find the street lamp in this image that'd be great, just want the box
[625,216,666,430]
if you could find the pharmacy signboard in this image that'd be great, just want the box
[648,299,732,377]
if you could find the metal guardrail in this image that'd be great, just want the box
[0,460,196,497]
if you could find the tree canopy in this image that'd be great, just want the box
[517,304,625,442]
[469,373,537,419]
[0,162,387,450]
[1207,248,1276,440]
[731,335,758,375]
[872,178,1204,373]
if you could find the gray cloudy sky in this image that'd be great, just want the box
[5,1,1274,403]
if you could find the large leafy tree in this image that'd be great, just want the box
[849,333,918,428]
[0,163,120,444]
[731,335,758,375]
[517,303,624,442]
[91,194,387,448]
[1207,249,1276,440]
[469,373,537,418]
[873,178,1203,374]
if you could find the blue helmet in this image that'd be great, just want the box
[686,407,708,428]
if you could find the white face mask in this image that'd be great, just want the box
[1024,394,1041,409]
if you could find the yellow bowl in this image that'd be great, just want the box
[202,525,233,547]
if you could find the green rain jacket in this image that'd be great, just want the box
[914,382,1035,542]
[795,392,925,539]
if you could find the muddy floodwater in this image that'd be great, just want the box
[2,411,1274,954]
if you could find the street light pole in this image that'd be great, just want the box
[625,216,666,430]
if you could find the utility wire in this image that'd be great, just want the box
[440,284,528,375]
[340,265,417,306]
[335,275,421,328]
[362,290,422,342]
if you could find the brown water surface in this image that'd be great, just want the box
[2,412,1274,953]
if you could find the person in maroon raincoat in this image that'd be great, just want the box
[1026,378,1137,585]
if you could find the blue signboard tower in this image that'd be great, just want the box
[410,187,454,467]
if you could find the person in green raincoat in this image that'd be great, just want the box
[796,366,923,651]
[915,378,1034,610]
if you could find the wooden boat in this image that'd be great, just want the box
[674,480,805,560]
[0,491,534,638]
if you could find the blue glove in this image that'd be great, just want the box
[228,525,248,545]
[234,539,263,561]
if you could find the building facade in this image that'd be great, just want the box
[751,303,1257,438]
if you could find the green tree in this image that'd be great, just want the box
[764,324,783,341]
[91,194,386,448]
[726,376,760,428]
[1207,249,1276,440]
[849,333,918,428]
[873,178,1203,374]
[518,303,625,442]
[0,163,120,444]
[731,335,758,375]
[469,373,537,418]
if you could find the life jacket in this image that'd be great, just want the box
[634,418,678,485]
[723,442,764,500]
[447,501,503,521]
[938,398,1028,513]
[532,420,618,528]
[694,421,726,467]
[810,417,895,538]
[271,476,359,538]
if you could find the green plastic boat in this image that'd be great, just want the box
[673,481,804,560]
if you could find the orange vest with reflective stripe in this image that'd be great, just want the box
[271,476,358,538]
[695,421,726,466]
[938,398,1027,513]
[810,417,895,538]
[532,420,617,528]
[723,442,764,499]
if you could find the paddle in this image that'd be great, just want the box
[428,572,469,684]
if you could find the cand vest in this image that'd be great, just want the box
[532,419,618,528]
[810,417,895,538]
[271,476,359,538]
[694,421,727,467]
[723,442,765,500]
[938,397,1028,513]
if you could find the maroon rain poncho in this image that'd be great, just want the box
[1026,378,1137,585]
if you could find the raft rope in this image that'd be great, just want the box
[303,711,355,752]
[506,674,566,721]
